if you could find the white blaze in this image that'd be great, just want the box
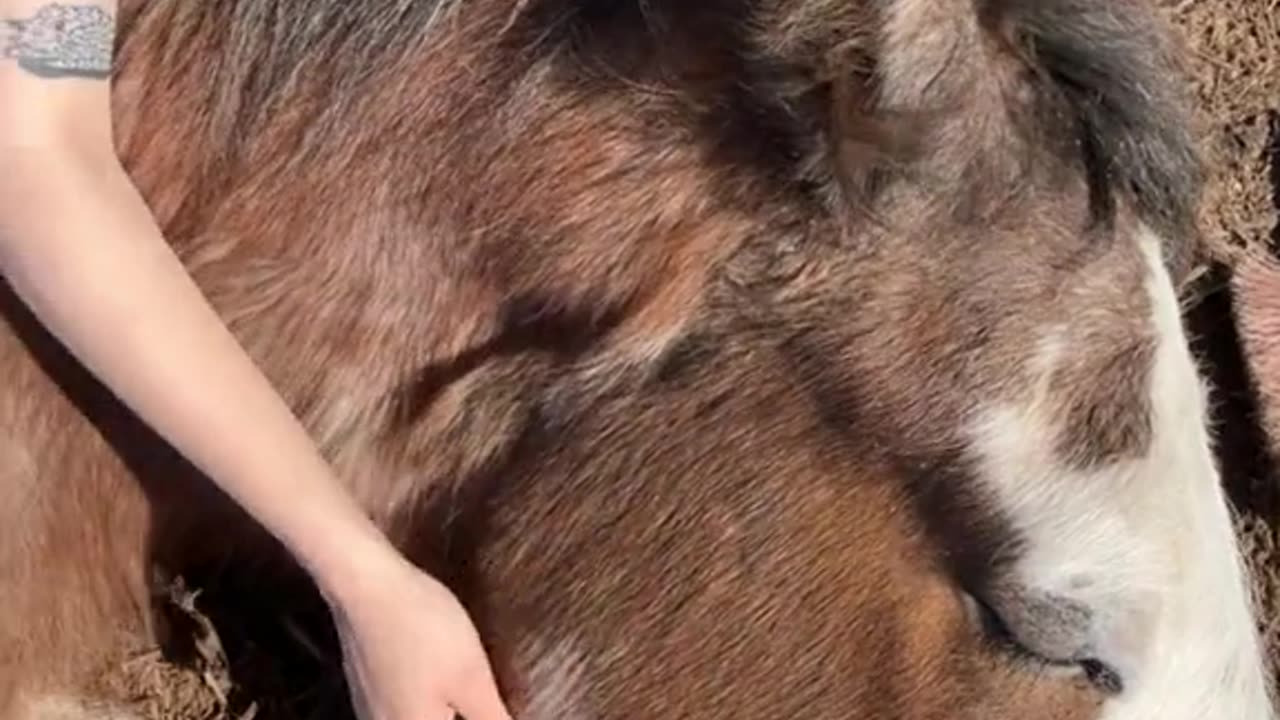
[967,226,1275,719]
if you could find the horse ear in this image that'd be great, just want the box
[979,0,1203,245]
[739,1,939,214]
[747,0,1203,249]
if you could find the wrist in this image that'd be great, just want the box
[290,516,411,609]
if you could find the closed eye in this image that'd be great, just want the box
[962,590,1125,696]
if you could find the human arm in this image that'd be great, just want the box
[0,3,511,719]
[0,0,395,621]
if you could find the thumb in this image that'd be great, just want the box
[449,665,515,720]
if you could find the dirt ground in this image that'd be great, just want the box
[90,3,1280,719]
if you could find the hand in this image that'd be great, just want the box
[324,553,514,720]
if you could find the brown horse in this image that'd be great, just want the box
[0,0,1273,718]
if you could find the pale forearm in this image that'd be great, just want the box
[0,148,393,598]
[0,6,516,719]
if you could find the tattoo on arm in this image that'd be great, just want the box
[1,3,114,79]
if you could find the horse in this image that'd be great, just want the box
[1,1,1273,718]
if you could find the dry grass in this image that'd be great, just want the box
[1239,515,1280,666]
[1159,0,1279,264]
[88,581,239,720]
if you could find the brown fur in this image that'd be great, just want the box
[1233,250,1280,464]
[0,0,1206,717]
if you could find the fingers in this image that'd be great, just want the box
[449,665,515,720]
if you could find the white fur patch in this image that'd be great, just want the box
[0,435,37,518]
[966,226,1275,719]
[516,637,593,720]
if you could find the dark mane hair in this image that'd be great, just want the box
[118,0,1201,258]
[981,0,1204,263]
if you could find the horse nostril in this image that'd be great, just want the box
[1082,658,1124,695]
